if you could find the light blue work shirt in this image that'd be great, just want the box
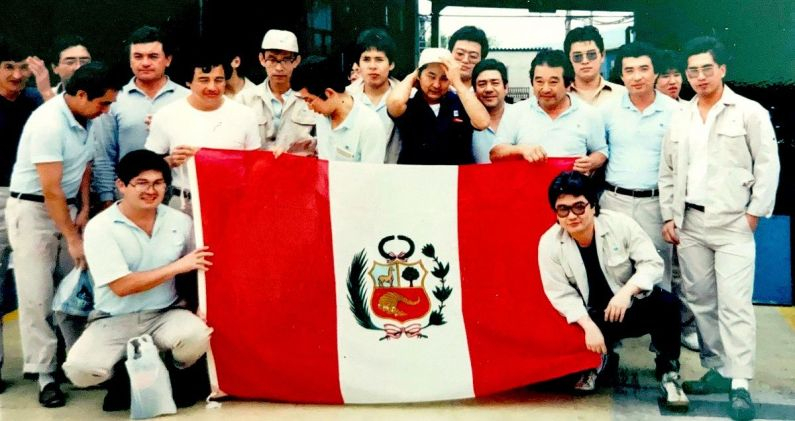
[494,94,608,158]
[315,100,387,163]
[603,93,678,190]
[472,103,513,164]
[84,203,193,316]
[92,78,189,201]
[264,81,293,132]
[9,94,93,198]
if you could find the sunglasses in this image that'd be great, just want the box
[555,201,590,218]
[571,50,599,63]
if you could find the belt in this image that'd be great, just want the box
[685,202,705,212]
[10,191,77,206]
[171,187,192,200]
[604,182,659,198]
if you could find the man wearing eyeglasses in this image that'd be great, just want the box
[564,26,626,109]
[93,26,189,210]
[239,29,316,154]
[48,35,92,97]
[659,37,779,421]
[64,149,212,412]
[447,26,489,91]
[538,171,688,410]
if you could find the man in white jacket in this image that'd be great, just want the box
[538,171,687,410]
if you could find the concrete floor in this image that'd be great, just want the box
[1,307,793,421]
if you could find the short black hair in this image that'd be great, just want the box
[127,25,172,57]
[530,50,574,88]
[683,36,729,66]
[447,26,489,58]
[614,41,658,73]
[472,58,508,85]
[50,34,89,66]
[290,55,347,99]
[188,46,231,80]
[64,61,123,99]
[656,49,683,74]
[564,25,605,56]
[356,28,397,64]
[548,171,600,216]
[117,149,172,186]
[0,35,25,62]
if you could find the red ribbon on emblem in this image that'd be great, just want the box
[383,323,423,339]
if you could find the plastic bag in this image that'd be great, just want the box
[51,267,94,316]
[126,334,177,419]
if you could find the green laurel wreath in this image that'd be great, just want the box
[421,244,452,329]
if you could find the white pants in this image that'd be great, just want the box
[63,308,211,387]
[5,198,75,373]
[678,209,756,379]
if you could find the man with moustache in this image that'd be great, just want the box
[93,26,189,209]
[490,50,607,175]
[659,36,779,421]
[6,62,120,407]
[145,52,260,216]
[471,58,511,163]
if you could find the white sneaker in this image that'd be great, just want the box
[681,332,699,352]
[660,372,689,411]
[574,370,598,393]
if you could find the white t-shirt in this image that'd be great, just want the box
[145,97,261,188]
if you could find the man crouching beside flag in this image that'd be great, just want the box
[63,150,213,411]
[538,171,688,411]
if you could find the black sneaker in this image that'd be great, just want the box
[38,382,66,408]
[729,388,756,421]
[683,368,731,394]
[102,361,130,412]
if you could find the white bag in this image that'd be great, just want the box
[125,334,177,419]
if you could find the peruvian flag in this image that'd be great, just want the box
[188,150,599,404]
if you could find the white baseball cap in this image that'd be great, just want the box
[418,48,452,68]
[261,29,299,53]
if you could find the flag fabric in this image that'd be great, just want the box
[189,149,600,404]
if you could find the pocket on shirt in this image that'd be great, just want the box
[713,167,754,214]
[717,125,751,168]
[291,105,317,126]
[605,251,633,283]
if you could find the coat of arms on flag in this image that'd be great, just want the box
[348,236,453,340]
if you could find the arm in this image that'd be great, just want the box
[576,315,607,354]
[91,113,121,205]
[386,70,417,119]
[441,57,489,130]
[26,56,55,101]
[658,124,679,244]
[489,143,547,163]
[573,110,609,174]
[745,105,780,219]
[74,163,91,232]
[108,246,213,297]
[36,162,85,268]
[538,231,589,324]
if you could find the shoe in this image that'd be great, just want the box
[38,382,66,408]
[168,355,210,408]
[597,352,619,387]
[681,332,699,352]
[683,368,731,394]
[659,372,689,412]
[0,378,6,394]
[729,388,756,420]
[573,370,598,393]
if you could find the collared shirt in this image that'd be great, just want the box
[603,93,677,190]
[391,91,475,165]
[346,78,397,138]
[92,78,189,201]
[472,103,513,164]
[0,87,43,186]
[495,94,608,158]
[9,94,92,198]
[231,77,258,103]
[685,99,723,205]
[262,81,294,132]
[315,99,387,163]
[569,77,627,109]
[84,203,192,316]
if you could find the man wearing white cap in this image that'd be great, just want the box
[386,48,489,165]
[239,29,316,155]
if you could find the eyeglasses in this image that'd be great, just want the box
[555,201,590,218]
[129,180,167,192]
[60,57,91,66]
[263,56,297,67]
[685,64,716,78]
[571,50,599,63]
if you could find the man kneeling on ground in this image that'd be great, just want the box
[63,149,213,411]
[538,170,688,410]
